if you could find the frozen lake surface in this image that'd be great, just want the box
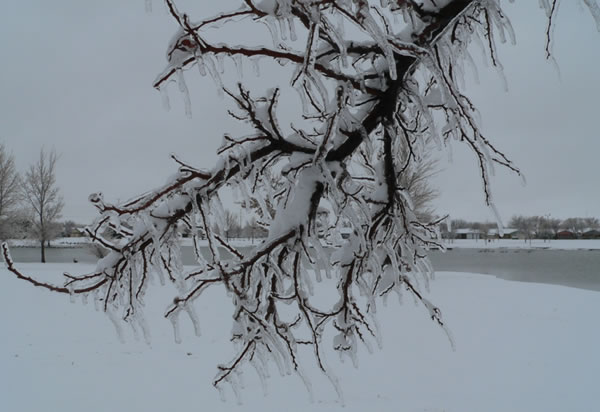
[429,248,600,291]
[5,245,600,291]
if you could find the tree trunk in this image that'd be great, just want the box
[40,239,46,263]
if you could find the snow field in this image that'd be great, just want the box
[0,264,598,412]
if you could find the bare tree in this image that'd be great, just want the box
[3,0,599,399]
[400,151,439,221]
[508,215,535,241]
[561,217,586,236]
[544,217,562,239]
[61,220,82,237]
[582,217,600,230]
[21,148,64,262]
[0,143,21,239]
[224,209,242,240]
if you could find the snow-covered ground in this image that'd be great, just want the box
[5,237,259,248]
[444,238,600,250]
[6,237,92,248]
[8,237,600,251]
[1,263,598,412]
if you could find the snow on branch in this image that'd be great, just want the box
[6,0,593,401]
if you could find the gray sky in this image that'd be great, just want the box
[1,1,599,224]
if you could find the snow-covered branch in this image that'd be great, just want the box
[6,0,598,400]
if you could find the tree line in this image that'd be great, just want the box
[441,215,600,239]
[0,143,64,262]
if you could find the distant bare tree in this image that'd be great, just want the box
[545,218,561,238]
[582,217,600,230]
[450,219,469,230]
[0,143,21,239]
[224,210,242,240]
[508,215,534,241]
[536,216,560,239]
[22,148,64,262]
[62,220,81,237]
[5,210,33,239]
[400,152,439,222]
[561,217,586,236]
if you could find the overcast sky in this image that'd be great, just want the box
[1,1,599,225]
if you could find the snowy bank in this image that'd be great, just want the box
[8,237,600,251]
[5,237,262,249]
[0,264,598,412]
[6,237,92,248]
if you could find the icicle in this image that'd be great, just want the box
[217,385,226,402]
[539,0,551,15]
[145,0,152,13]
[129,317,141,341]
[357,5,396,80]
[137,313,152,345]
[153,253,166,286]
[204,55,225,98]
[160,86,171,111]
[185,304,202,336]
[295,365,315,402]
[67,283,76,303]
[107,309,126,344]
[278,17,288,40]
[325,369,345,406]
[216,54,225,74]
[293,81,310,114]
[583,0,600,30]
[196,54,207,77]
[177,69,192,118]
[306,70,329,108]
[251,57,261,77]
[251,359,269,397]
[288,17,297,41]
[232,54,244,78]
[170,313,182,344]
[228,375,244,405]
[262,19,281,48]
[520,172,527,187]
[268,342,288,377]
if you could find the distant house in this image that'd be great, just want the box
[556,230,577,240]
[582,229,600,239]
[70,227,87,238]
[487,228,521,239]
[454,228,483,240]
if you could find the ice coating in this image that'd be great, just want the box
[4,0,590,403]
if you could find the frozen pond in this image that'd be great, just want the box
[4,245,600,292]
[428,248,600,292]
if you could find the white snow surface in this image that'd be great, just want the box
[7,237,600,251]
[6,237,92,247]
[1,263,598,412]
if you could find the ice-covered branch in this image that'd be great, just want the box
[8,0,594,400]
